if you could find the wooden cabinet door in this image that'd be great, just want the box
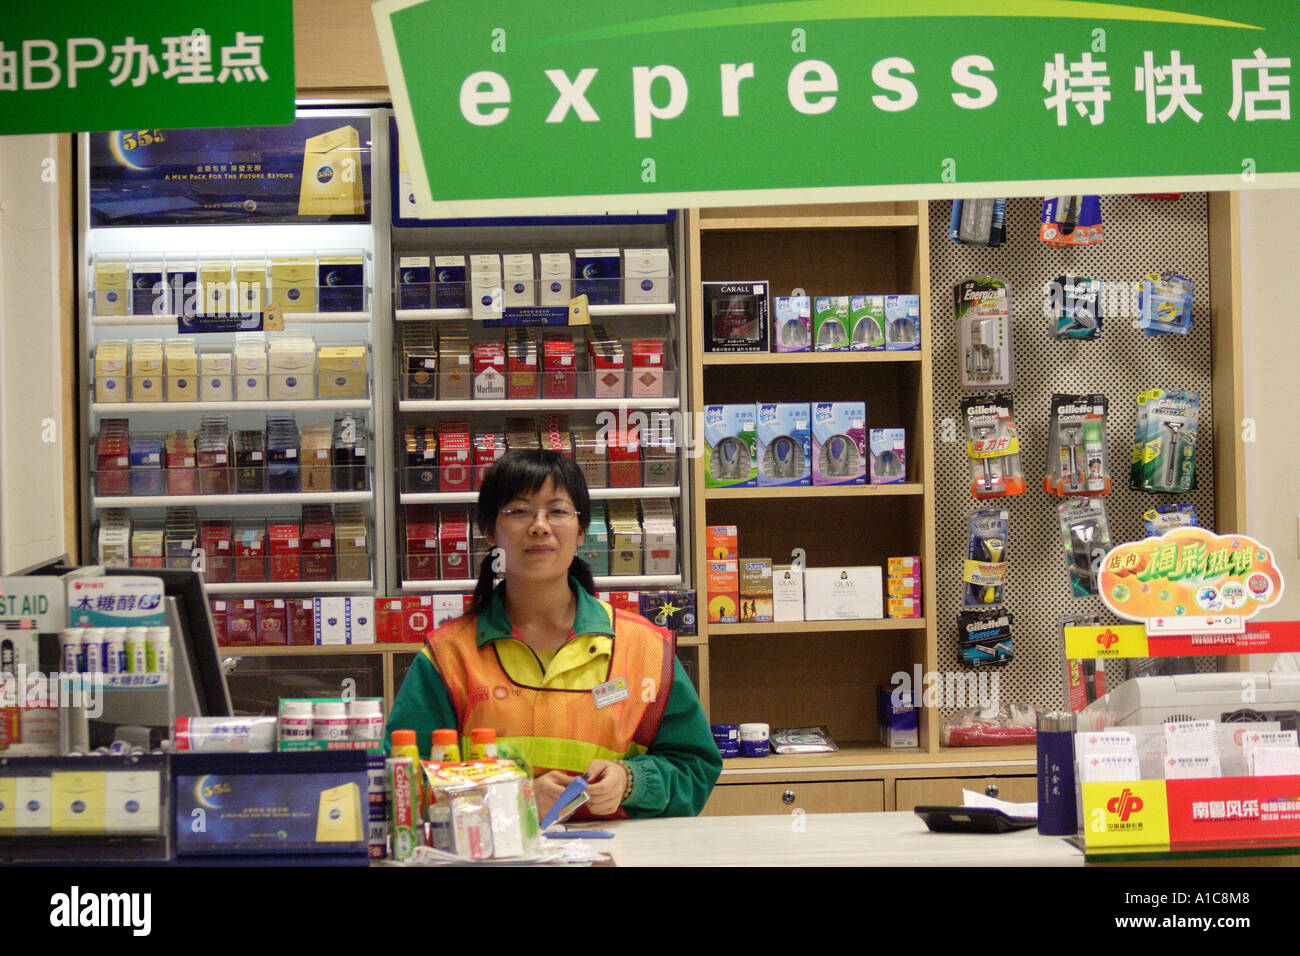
[895,775,1037,811]
[702,779,885,816]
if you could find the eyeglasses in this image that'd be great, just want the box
[497,506,580,527]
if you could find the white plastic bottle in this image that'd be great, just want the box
[279,700,314,742]
[313,700,349,742]
[146,626,171,676]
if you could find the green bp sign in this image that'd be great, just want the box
[373,0,1300,215]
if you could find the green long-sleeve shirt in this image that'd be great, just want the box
[386,585,721,817]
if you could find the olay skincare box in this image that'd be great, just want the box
[812,402,867,485]
[804,566,883,620]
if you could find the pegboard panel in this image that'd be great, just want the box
[928,195,1219,717]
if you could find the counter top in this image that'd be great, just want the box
[572,811,1084,867]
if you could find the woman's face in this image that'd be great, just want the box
[484,477,585,585]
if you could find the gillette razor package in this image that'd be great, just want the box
[949,198,1007,247]
[704,281,769,352]
[704,404,757,488]
[1138,272,1195,336]
[1052,276,1103,340]
[848,295,886,351]
[884,295,921,351]
[757,402,811,486]
[962,394,1025,499]
[1044,393,1109,497]
[813,296,851,351]
[811,402,866,486]
[955,277,1012,387]
[964,509,1009,608]
[1058,498,1112,597]
[957,610,1014,667]
[1040,195,1103,246]
[1131,388,1199,493]
[869,428,906,484]
[774,296,812,352]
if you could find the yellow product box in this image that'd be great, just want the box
[316,782,365,842]
[95,261,128,315]
[887,597,922,618]
[299,125,365,216]
[234,261,266,314]
[0,777,15,830]
[200,260,233,315]
[707,559,739,623]
[51,771,106,833]
[94,340,129,403]
[234,336,268,401]
[130,339,164,403]
[14,777,51,828]
[165,338,199,402]
[317,345,367,397]
[200,349,233,402]
[270,258,317,313]
[104,771,161,831]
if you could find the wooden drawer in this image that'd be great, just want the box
[702,779,885,816]
[895,775,1037,811]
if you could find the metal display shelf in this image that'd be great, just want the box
[395,302,676,321]
[399,485,680,505]
[92,491,374,508]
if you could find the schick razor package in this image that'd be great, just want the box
[812,402,866,486]
[884,295,921,350]
[757,403,811,486]
[704,404,757,488]
[774,296,811,352]
[1144,503,1198,536]
[813,296,851,351]
[849,295,886,351]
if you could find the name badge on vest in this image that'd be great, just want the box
[592,678,629,709]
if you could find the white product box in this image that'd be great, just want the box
[347,596,375,645]
[538,253,571,305]
[502,253,535,307]
[1078,752,1141,782]
[314,597,350,645]
[433,595,466,628]
[234,338,268,401]
[200,351,233,402]
[105,771,162,831]
[623,248,671,304]
[14,777,52,829]
[772,565,804,622]
[267,336,316,400]
[642,520,678,575]
[1163,753,1221,780]
[803,566,883,620]
[470,254,502,320]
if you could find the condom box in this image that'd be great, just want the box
[756,403,811,487]
[707,559,739,624]
[812,402,866,486]
[706,525,738,560]
[704,404,757,489]
[813,296,851,352]
[884,295,921,351]
[739,558,774,623]
[869,428,907,484]
[804,566,883,620]
[878,686,919,748]
[704,281,769,353]
[849,295,886,351]
[773,296,811,353]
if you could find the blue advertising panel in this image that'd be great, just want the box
[90,115,372,226]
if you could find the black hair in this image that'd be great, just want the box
[468,449,595,614]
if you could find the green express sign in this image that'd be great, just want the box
[2,1,295,134]
[374,0,1300,215]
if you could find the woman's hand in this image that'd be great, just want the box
[583,759,628,816]
[533,770,580,819]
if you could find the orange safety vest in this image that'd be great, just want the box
[427,603,675,813]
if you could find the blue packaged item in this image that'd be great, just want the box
[711,724,740,758]
[869,428,906,484]
[129,437,164,496]
[1037,712,1078,836]
[318,258,365,312]
[884,294,920,350]
[949,198,1007,247]
[756,402,811,486]
[774,296,811,352]
[433,256,467,309]
[704,404,757,488]
[1143,502,1198,536]
[574,248,621,305]
[1138,272,1195,336]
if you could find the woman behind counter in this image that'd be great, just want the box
[387,448,721,818]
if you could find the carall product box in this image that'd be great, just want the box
[812,402,866,485]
